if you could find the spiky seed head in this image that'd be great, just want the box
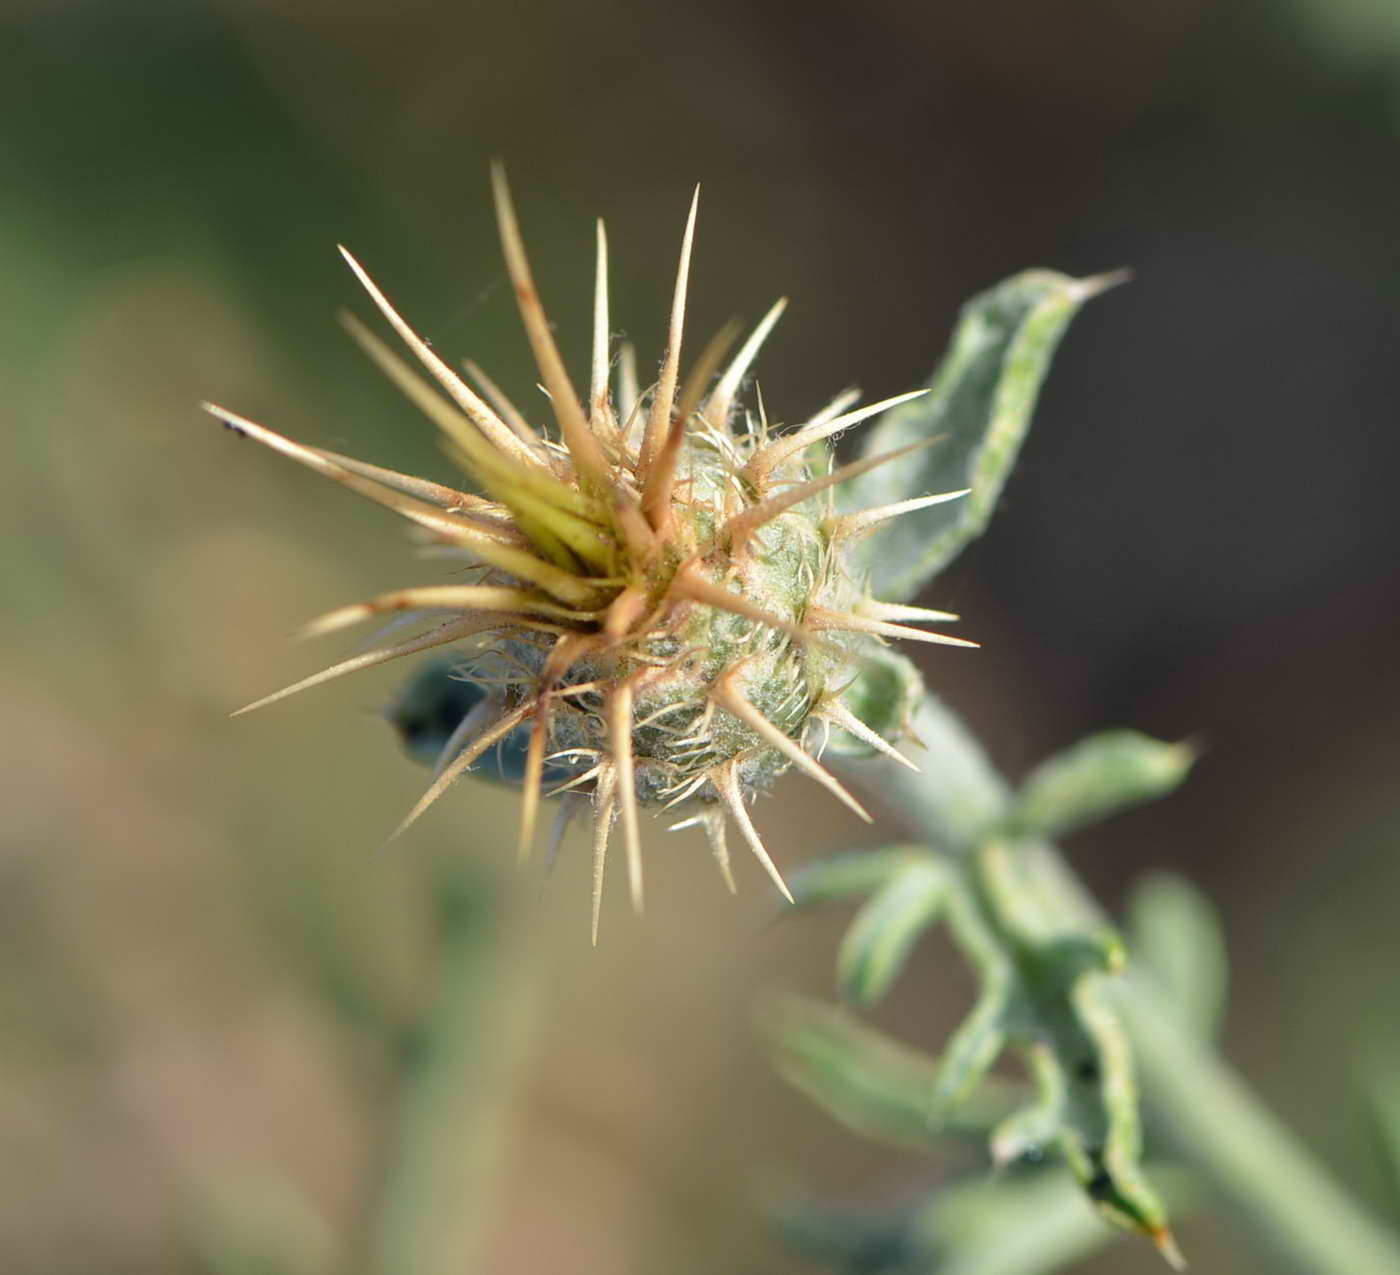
[210,169,972,936]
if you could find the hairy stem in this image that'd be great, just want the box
[368,871,535,1275]
[1116,968,1400,1274]
[834,694,1400,1275]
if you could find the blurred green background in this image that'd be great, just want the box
[3,0,1399,1271]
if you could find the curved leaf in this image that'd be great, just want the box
[841,269,1122,601]
[837,859,952,1006]
[760,995,1023,1151]
[1014,731,1197,839]
[786,844,929,909]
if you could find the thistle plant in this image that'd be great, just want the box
[211,173,1400,1275]
[208,166,973,940]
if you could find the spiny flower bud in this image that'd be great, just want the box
[208,167,973,939]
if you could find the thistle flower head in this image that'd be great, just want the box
[208,167,973,939]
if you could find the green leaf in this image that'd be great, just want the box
[1013,731,1197,839]
[989,1042,1067,1168]
[1127,871,1228,1040]
[786,844,928,908]
[186,1173,331,1275]
[760,995,1023,1151]
[840,269,1121,601]
[777,836,1182,1262]
[921,1170,1134,1275]
[973,841,1179,1260]
[837,859,952,1006]
[932,880,1015,1119]
[1368,1068,1400,1215]
[822,643,925,758]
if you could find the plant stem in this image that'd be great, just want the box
[1116,969,1400,1274]
[834,694,1400,1275]
[871,695,1012,850]
[368,871,535,1275]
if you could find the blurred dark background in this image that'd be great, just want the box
[3,0,1399,1271]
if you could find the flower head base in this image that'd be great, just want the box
[208,167,973,939]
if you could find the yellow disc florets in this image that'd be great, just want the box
[209,166,974,939]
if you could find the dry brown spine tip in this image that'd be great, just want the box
[711,669,872,823]
[822,487,970,542]
[297,585,600,640]
[673,319,743,437]
[704,296,788,430]
[806,605,979,649]
[702,808,737,893]
[200,402,590,601]
[743,388,929,483]
[311,448,484,511]
[517,704,549,863]
[608,682,644,913]
[547,763,605,800]
[590,763,618,944]
[719,436,940,549]
[813,699,922,773]
[859,600,961,624]
[490,162,613,492]
[336,243,540,466]
[229,616,495,718]
[712,761,793,903]
[387,698,536,844]
[590,218,612,432]
[639,185,700,479]
[543,793,586,877]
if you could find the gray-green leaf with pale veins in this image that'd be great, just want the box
[841,269,1126,603]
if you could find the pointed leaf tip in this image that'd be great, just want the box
[1152,1226,1187,1270]
[1074,266,1133,300]
[1014,730,1197,838]
[839,269,1111,600]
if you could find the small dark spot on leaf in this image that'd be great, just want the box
[1076,1058,1100,1083]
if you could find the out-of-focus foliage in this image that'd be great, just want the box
[1013,733,1196,840]
[1289,0,1400,91]
[1126,872,1228,1042]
